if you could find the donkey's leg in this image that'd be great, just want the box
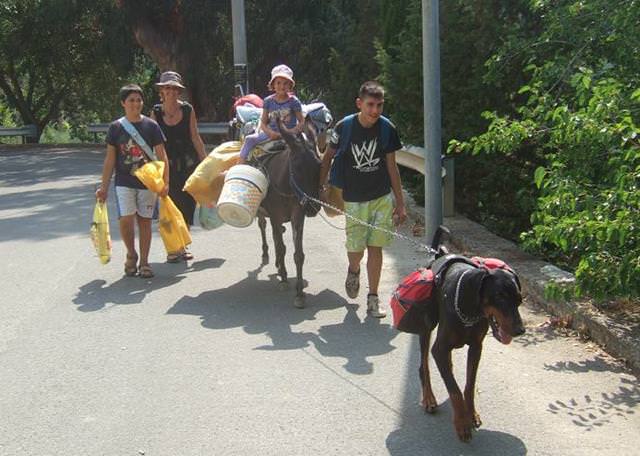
[258,215,269,264]
[270,218,288,288]
[291,210,306,308]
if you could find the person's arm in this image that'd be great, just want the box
[286,110,305,134]
[386,151,407,226]
[260,109,279,139]
[189,108,207,161]
[96,144,117,202]
[318,145,336,201]
[154,143,170,197]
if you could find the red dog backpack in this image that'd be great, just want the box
[390,268,436,334]
[471,256,521,290]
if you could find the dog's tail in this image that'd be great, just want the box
[430,225,451,257]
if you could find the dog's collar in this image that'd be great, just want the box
[453,269,482,327]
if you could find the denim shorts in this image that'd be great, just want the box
[114,186,157,218]
[344,192,394,252]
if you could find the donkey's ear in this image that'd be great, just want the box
[458,268,489,314]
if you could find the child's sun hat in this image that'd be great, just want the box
[269,64,295,88]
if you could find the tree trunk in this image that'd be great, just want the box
[117,1,217,120]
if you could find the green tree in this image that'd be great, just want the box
[0,0,137,141]
[452,0,640,299]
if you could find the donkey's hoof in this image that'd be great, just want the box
[279,281,289,291]
[294,295,305,309]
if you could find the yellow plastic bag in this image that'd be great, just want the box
[323,185,345,218]
[90,201,112,264]
[184,141,241,205]
[134,160,165,193]
[158,196,192,255]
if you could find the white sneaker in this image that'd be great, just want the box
[367,294,386,318]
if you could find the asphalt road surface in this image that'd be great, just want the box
[1,147,638,455]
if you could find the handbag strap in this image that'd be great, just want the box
[118,117,158,161]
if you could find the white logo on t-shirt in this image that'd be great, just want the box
[351,139,380,172]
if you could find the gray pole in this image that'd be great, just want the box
[422,0,443,243]
[231,0,248,95]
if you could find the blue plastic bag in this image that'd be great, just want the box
[198,204,224,230]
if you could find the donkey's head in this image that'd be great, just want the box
[276,115,322,216]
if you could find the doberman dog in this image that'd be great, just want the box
[418,227,525,442]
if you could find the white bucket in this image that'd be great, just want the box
[217,165,269,227]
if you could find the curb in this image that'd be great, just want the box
[403,191,639,374]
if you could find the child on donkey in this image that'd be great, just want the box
[238,64,305,164]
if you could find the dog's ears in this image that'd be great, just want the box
[458,267,489,316]
[511,270,522,292]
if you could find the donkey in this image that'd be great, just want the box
[254,116,323,308]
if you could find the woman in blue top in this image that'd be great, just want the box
[238,64,305,164]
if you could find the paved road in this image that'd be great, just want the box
[1,147,639,455]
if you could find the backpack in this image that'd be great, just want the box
[390,267,436,334]
[329,114,393,189]
[470,256,521,290]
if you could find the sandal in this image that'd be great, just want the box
[139,264,154,278]
[124,254,138,277]
[182,250,194,261]
[166,253,182,263]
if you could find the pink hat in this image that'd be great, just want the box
[269,64,295,88]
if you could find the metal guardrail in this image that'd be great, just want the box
[396,145,455,217]
[87,122,229,140]
[0,124,38,143]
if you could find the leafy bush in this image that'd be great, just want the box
[452,69,639,300]
[523,74,639,299]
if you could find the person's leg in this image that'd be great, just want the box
[137,215,152,267]
[239,131,268,162]
[344,200,368,299]
[366,246,383,295]
[115,186,139,276]
[119,215,137,258]
[135,189,157,277]
[348,251,364,274]
[363,193,394,317]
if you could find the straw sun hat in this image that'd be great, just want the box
[155,71,185,90]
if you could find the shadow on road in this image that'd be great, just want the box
[305,304,398,375]
[72,258,226,312]
[545,372,638,431]
[0,184,96,242]
[385,338,528,455]
[0,148,102,187]
[166,264,399,375]
[73,272,185,312]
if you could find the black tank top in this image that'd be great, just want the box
[153,102,198,183]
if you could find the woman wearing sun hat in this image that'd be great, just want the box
[150,71,207,262]
[237,64,305,164]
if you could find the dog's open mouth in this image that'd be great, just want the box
[489,315,513,345]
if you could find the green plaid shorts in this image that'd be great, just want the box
[345,192,394,252]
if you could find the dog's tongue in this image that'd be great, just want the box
[499,328,513,345]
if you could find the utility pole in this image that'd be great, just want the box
[231,0,248,96]
[422,0,443,243]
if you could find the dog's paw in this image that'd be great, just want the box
[472,411,482,429]
[454,419,474,443]
[421,395,438,414]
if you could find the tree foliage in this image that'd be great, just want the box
[450,0,640,299]
[0,0,137,139]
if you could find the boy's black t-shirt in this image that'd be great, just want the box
[106,116,165,189]
[330,115,402,202]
